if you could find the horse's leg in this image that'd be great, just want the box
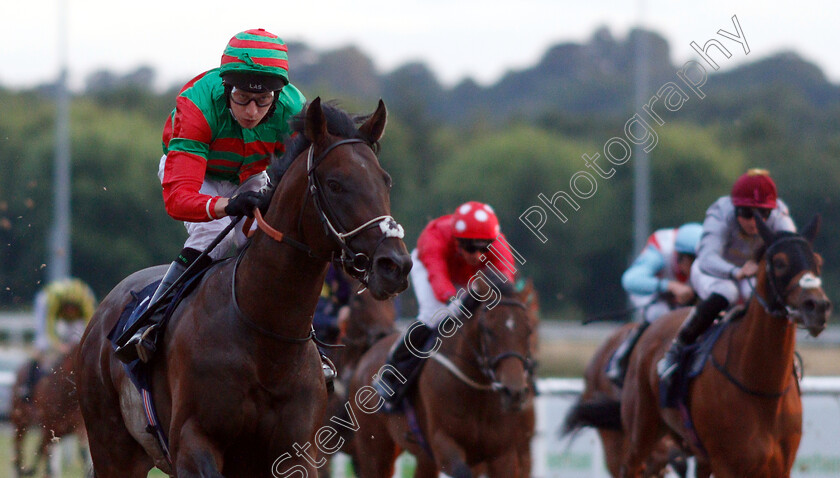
[620,382,663,478]
[486,451,519,478]
[598,429,624,477]
[12,422,30,477]
[351,413,398,478]
[86,430,154,478]
[414,455,441,478]
[694,459,712,478]
[516,438,532,478]
[172,419,226,478]
[428,433,471,478]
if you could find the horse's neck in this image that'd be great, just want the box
[729,297,797,391]
[440,321,484,376]
[235,232,328,340]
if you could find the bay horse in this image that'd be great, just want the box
[76,98,412,477]
[562,323,688,478]
[349,275,538,478]
[318,285,398,477]
[616,215,831,477]
[11,346,88,477]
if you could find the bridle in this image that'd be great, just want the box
[752,235,822,323]
[251,138,405,286]
[304,139,404,284]
[434,298,537,394]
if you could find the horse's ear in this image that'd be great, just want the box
[358,99,387,143]
[801,214,821,244]
[755,209,775,245]
[304,97,328,143]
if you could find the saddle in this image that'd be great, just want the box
[105,262,215,463]
[660,306,747,408]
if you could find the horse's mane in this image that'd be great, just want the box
[267,101,380,188]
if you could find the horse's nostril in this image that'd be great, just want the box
[374,256,401,280]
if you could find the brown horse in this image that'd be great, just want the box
[562,323,688,478]
[616,216,831,477]
[349,276,538,478]
[319,286,398,477]
[11,346,88,478]
[76,98,412,478]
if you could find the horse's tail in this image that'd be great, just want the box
[560,396,622,436]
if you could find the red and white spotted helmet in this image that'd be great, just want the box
[451,201,500,240]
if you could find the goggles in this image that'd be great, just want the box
[736,207,772,220]
[457,238,494,253]
[230,87,275,107]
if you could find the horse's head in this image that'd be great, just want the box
[755,214,832,336]
[266,98,412,299]
[467,274,537,412]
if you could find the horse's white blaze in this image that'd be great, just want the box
[800,272,822,290]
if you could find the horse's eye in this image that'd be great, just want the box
[773,256,789,274]
[327,180,343,193]
[383,173,393,189]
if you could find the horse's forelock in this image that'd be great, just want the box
[267,100,379,196]
[754,230,801,262]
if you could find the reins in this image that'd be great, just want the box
[434,298,536,393]
[229,248,315,344]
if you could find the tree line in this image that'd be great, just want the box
[1,29,838,319]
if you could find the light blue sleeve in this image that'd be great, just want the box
[622,247,667,296]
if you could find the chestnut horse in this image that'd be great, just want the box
[350,276,538,478]
[616,216,831,477]
[562,323,688,478]
[76,98,412,477]
[11,347,88,477]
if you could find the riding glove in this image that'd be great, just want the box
[224,191,264,218]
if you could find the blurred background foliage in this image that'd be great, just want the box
[1,27,838,320]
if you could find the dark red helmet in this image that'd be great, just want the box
[731,169,777,209]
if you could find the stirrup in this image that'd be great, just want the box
[114,324,159,364]
[605,357,625,386]
[321,354,337,393]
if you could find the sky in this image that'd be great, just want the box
[1,1,837,92]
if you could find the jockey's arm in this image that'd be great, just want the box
[621,247,667,296]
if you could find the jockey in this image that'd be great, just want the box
[115,29,305,363]
[313,264,352,344]
[19,278,96,401]
[374,201,516,408]
[605,222,703,386]
[658,169,797,385]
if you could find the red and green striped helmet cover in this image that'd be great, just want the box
[219,29,289,84]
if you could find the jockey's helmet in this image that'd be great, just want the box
[674,223,703,255]
[731,168,777,209]
[220,29,289,93]
[452,201,500,241]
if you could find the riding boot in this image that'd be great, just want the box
[657,293,729,381]
[115,248,210,363]
[606,320,650,387]
[373,322,437,411]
